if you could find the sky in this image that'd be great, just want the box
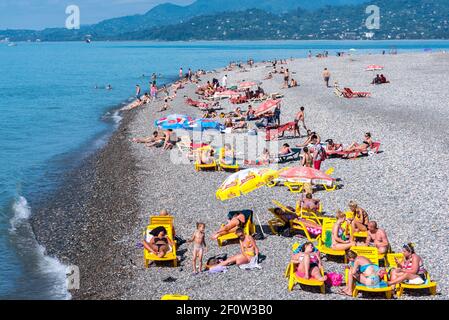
[0,0,195,30]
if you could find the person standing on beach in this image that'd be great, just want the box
[188,222,207,275]
[294,106,307,137]
[179,67,183,79]
[273,104,281,126]
[188,68,192,81]
[222,74,228,88]
[312,135,325,170]
[135,85,141,101]
[283,68,290,88]
[323,68,331,87]
[150,83,158,102]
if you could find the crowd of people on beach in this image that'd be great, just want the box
[128,53,434,298]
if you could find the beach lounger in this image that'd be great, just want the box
[265,122,296,141]
[195,159,218,171]
[143,223,178,268]
[217,210,256,247]
[230,95,248,104]
[316,221,347,263]
[345,246,393,299]
[334,87,353,98]
[277,147,302,163]
[218,148,239,172]
[285,262,326,294]
[161,295,190,300]
[343,87,371,98]
[386,253,437,297]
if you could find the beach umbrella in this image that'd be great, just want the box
[213,90,241,99]
[216,167,279,237]
[365,65,384,71]
[278,166,335,187]
[239,81,259,89]
[155,114,193,130]
[254,99,281,117]
[216,167,279,201]
[184,118,224,131]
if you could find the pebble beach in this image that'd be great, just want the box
[32,51,449,300]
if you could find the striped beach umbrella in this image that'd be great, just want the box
[154,114,193,130]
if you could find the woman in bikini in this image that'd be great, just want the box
[298,193,321,213]
[211,212,246,240]
[332,211,356,251]
[387,243,428,287]
[343,132,373,155]
[218,228,259,267]
[291,242,326,281]
[348,201,369,232]
[143,226,174,258]
[301,147,313,168]
[340,250,387,296]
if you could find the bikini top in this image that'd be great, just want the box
[403,255,426,275]
[154,237,168,244]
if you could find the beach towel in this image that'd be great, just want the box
[325,272,343,287]
[239,255,262,270]
[208,265,228,274]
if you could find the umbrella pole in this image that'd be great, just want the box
[254,210,266,239]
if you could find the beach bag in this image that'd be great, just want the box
[325,272,343,287]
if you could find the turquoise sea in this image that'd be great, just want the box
[0,40,448,299]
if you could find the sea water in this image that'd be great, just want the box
[0,40,448,299]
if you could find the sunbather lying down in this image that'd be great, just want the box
[342,132,373,155]
[291,242,326,281]
[143,226,174,259]
[211,212,246,240]
[131,131,166,148]
[244,148,272,166]
[273,207,322,236]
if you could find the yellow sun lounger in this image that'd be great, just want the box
[143,223,178,268]
[386,253,437,297]
[285,262,326,293]
[217,211,256,247]
[346,246,393,299]
[161,294,190,300]
[316,220,347,263]
[194,159,218,171]
[218,147,239,172]
[267,208,289,235]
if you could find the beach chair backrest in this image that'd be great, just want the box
[371,142,381,153]
[322,221,334,248]
[150,216,174,226]
[386,253,404,268]
[146,223,174,242]
[351,246,379,264]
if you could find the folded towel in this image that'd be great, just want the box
[239,255,262,270]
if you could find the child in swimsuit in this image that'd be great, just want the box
[188,222,207,275]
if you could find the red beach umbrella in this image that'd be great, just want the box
[278,166,335,187]
[254,99,281,117]
[366,65,384,71]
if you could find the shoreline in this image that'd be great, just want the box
[32,51,449,300]
[31,106,141,299]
